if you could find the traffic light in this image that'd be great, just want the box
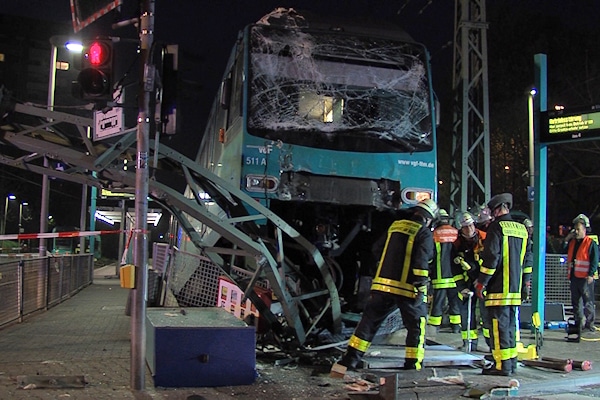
[77,39,113,101]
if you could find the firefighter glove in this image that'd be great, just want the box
[415,285,427,306]
[474,280,485,300]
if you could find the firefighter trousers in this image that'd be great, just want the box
[429,287,461,328]
[487,305,517,374]
[342,291,428,370]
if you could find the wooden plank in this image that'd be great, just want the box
[347,370,467,400]
[17,375,87,389]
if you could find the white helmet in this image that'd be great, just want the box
[436,208,450,225]
[573,213,590,228]
[414,199,439,219]
[458,212,475,227]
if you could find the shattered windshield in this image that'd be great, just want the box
[247,25,433,153]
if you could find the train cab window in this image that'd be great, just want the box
[247,25,433,153]
[228,49,244,127]
[298,91,344,123]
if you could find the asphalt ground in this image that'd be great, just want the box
[0,265,599,399]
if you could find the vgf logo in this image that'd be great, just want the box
[247,144,273,154]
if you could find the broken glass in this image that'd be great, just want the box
[248,24,433,153]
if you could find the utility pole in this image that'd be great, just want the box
[449,0,491,214]
[131,0,154,391]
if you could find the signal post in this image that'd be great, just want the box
[131,0,154,391]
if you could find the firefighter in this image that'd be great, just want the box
[452,211,490,351]
[475,193,528,376]
[564,213,598,337]
[428,209,461,334]
[330,199,438,376]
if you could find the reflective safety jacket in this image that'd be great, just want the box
[431,224,459,289]
[478,215,528,306]
[371,217,434,299]
[567,235,599,279]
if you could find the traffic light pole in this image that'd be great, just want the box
[131,0,154,391]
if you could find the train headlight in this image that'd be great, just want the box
[401,188,433,205]
[245,175,279,193]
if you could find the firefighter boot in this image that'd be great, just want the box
[403,358,420,370]
[482,364,512,376]
[566,318,581,343]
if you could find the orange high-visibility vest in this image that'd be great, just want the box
[567,236,594,279]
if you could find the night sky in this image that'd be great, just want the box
[2,0,597,135]
[1,0,597,153]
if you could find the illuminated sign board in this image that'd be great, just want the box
[101,188,135,198]
[540,106,600,143]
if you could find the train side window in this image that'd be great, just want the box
[228,49,244,127]
[220,77,231,110]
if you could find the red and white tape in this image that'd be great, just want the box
[0,230,122,241]
[70,0,123,33]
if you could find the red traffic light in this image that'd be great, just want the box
[77,39,113,101]
[84,41,111,67]
[88,41,108,66]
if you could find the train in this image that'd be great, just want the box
[178,8,439,329]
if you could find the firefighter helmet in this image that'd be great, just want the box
[458,212,475,227]
[573,213,590,228]
[476,207,492,226]
[414,199,439,219]
[437,208,450,224]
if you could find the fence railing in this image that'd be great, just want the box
[540,253,571,305]
[0,254,93,329]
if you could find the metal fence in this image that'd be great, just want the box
[542,253,571,305]
[0,254,93,329]
[164,250,222,308]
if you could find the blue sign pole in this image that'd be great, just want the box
[532,53,548,334]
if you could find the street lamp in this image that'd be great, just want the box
[2,194,16,235]
[19,202,28,234]
[48,35,83,112]
[42,36,82,256]
[528,88,537,220]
